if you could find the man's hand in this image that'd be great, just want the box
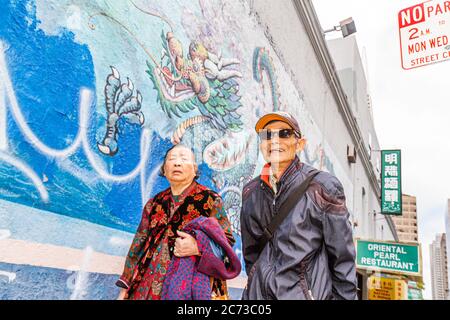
[174,230,200,257]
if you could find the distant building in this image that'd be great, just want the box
[446,200,450,298]
[430,233,449,300]
[391,194,418,243]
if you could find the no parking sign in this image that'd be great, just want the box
[399,0,450,69]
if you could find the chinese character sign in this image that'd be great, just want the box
[381,150,402,214]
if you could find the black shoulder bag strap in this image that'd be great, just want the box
[258,171,320,252]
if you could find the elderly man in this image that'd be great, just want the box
[116,144,235,300]
[240,111,357,300]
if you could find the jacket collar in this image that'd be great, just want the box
[158,181,207,204]
[260,156,303,188]
[170,181,197,204]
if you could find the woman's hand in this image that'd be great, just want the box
[174,230,201,257]
[117,288,128,300]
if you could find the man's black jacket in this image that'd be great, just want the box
[240,156,357,300]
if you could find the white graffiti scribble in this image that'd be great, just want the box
[0,228,11,240]
[0,228,16,284]
[143,162,163,207]
[0,40,154,204]
[0,271,16,283]
[66,246,93,300]
[0,72,6,151]
[0,44,82,158]
[0,151,49,202]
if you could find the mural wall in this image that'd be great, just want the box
[0,0,352,299]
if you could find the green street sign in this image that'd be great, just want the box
[381,150,402,215]
[356,240,420,276]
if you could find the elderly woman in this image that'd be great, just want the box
[116,144,236,300]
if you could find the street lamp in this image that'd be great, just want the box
[323,17,357,38]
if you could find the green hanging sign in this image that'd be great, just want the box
[381,150,402,215]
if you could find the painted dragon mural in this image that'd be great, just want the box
[146,31,243,143]
[91,1,284,234]
[0,0,346,300]
[89,0,336,235]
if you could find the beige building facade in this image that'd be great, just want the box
[391,194,418,243]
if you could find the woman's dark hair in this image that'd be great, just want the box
[158,144,200,180]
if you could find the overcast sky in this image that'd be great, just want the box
[312,0,450,299]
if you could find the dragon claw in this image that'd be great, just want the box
[111,66,120,79]
[97,143,118,156]
[138,112,145,125]
[97,143,111,155]
[127,78,134,91]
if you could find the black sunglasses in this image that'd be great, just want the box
[258,129,300,140]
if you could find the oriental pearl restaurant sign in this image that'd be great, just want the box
[399,0,450,69]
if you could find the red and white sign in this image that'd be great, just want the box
[399,0,450,69]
